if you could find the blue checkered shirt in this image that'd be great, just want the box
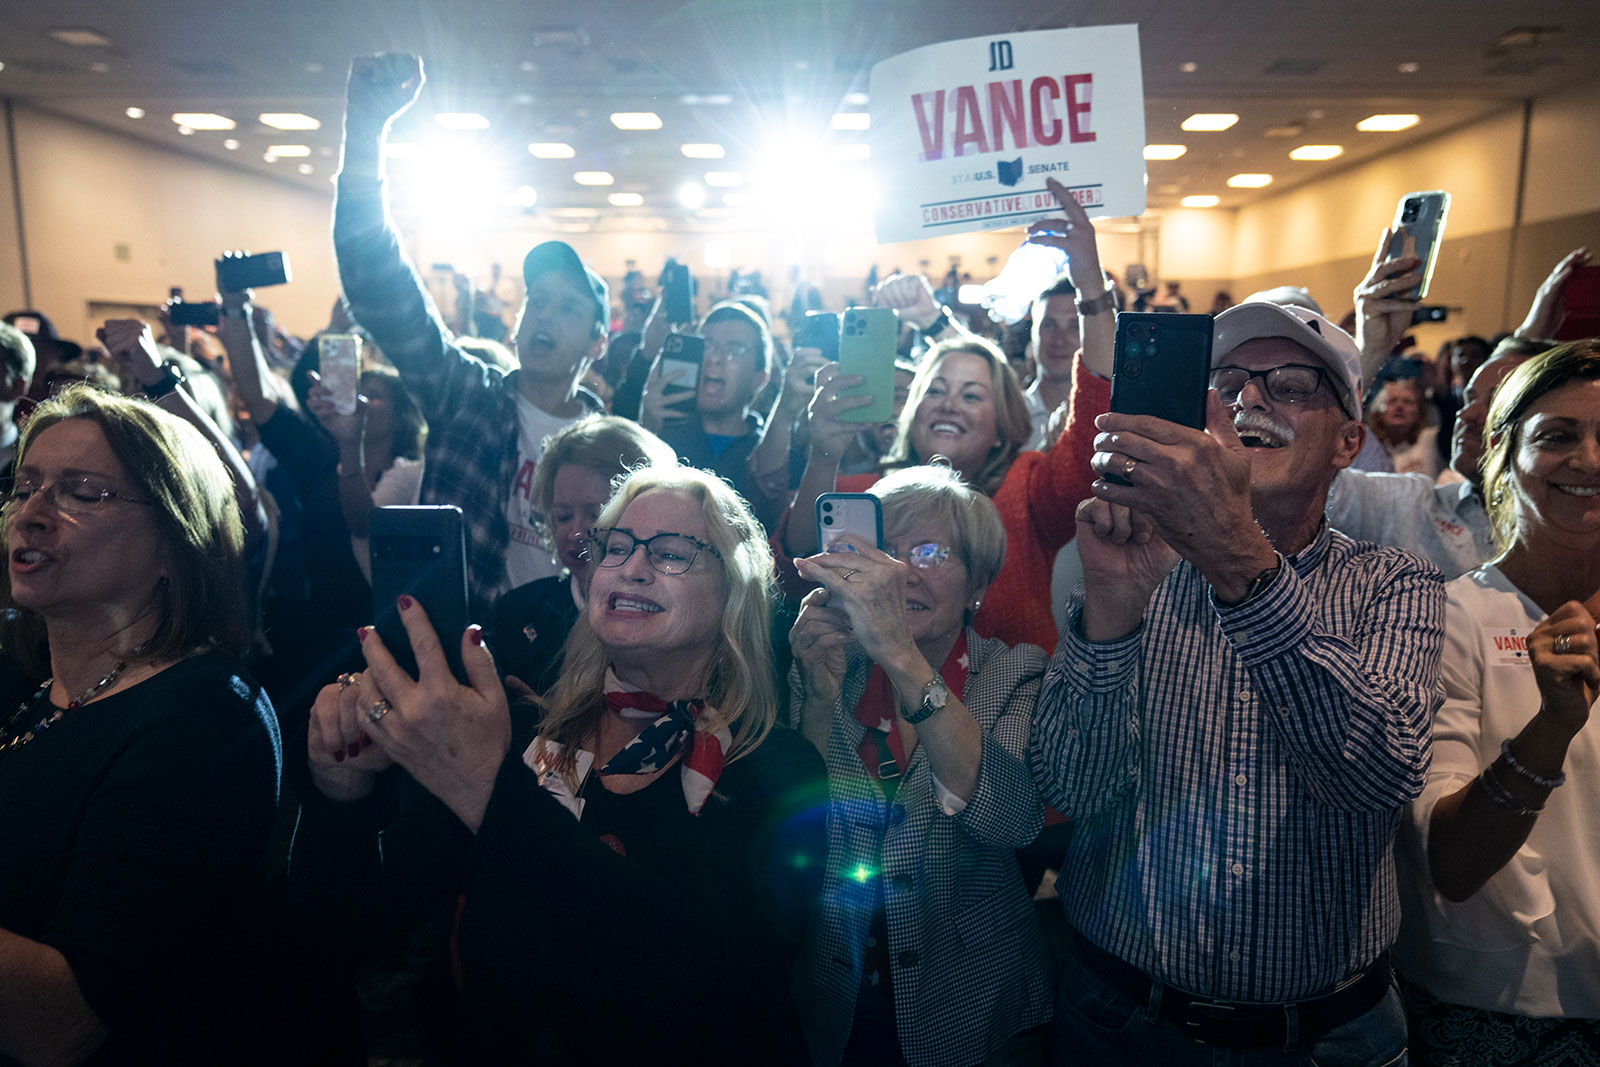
[1032,524,1444,1003]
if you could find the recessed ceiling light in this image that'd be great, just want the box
[263,152,278,162]
[680,93,733,106]
[178,126,196,136]
[1181,113,1238,132]
[1181,194,1221,207]
[1227,173,1273,188]
[678,183,707,209]
[1180,61,1199,73]
[608,192,644,207]
[259,112,321,131]
[89,62,110,74]
[172,113,236,131]
[1290,144,1344,161]
[266,144,312,157]
[832,112,871,131]
[842,91,870,106]
[1143,144,1187,160]
[704,171,743,188]
[223,139,241,150]
[680,143,725,159]
[574,171,614,185]
[47,27,113,47]
[297,163,314,175]
[1357,114,1420,132]
[435,113,490,130]
[610,112,662,130]
[529,142,576,158]
[516,185,538,207]
[124,107,145,119]
[834,143,871,161]
[1261,124,1305,138]
[1397,61,1420,74]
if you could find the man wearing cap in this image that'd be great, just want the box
[1032,298,1444,1065]
[334,54,607,616]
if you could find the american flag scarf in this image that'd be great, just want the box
[600,668,729,816]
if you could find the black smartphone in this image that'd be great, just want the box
[369,505,470,684]
[661,260,693,325]
[168,301,221,327]
[1109,312,1215,482]
[816,492,883,553]
[1411,305,1449,325]
[796,311,841,364]
[215,251,293,292]
[1386,192,1450,301]
[660,333,704,400]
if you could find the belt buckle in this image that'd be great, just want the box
[878,759,901,781]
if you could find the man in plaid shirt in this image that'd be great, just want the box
[334,54,606,619]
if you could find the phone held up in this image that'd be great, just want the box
[816,492,883,554]
[1387,192,1450,302]
[318,334,364,416]
[369,505,471,684]
[796,311,841,365]
[1108,312,1215,484]
[660,333,705,400]
[661,259,693,325]
[836,307,898,424]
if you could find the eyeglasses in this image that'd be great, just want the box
[704,339,754,363]
[887,542,953,569]
[585,527,723,576]
[1209,364,1353,418]
[0,475,148,518]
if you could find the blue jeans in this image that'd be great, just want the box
[1048,939,1409,1067]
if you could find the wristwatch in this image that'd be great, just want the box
[925,306,958,337]
[1075,290,1116,317]
[904,674,950,725]
[142,364,187,400]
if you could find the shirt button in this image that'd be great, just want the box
[1231,862,1245,877]
[1234,773,1247,787]
[888,806,907,826]
[1236,690,1252,703]
[897,950,921,967]
[865,936,877,948]
[1229,949,1241,962]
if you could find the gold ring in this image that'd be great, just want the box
[1555,633,1573,655]
[841,568,860,582]
[1122,455,1138,477]
[337,671,358,690]
[366,699,392,723]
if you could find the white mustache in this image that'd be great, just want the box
[1233,409,1295,445]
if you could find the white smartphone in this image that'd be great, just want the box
[318,333,363,416]
[816,492,883,553]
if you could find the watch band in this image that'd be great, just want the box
[904,675,949,725]
[1075,290,1116,317]
[925,306,957,336]
[142,364,186,400]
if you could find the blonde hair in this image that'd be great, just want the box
[535,466,777,776]
[529,415,678,555]
[884,338,1031,496]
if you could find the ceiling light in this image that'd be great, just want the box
[1227,173,1273,188]
[574,171,614,185]
[1143,144,1187,160]
[171,113,236,131]
[178,126,195,136]
[266,144,312,157]
[680,143,725,159]
[259,112,321,131]
[1181,195,1221,207]
[1261,123,1305,138]
[89,62,110,74]
[842,92,870,107]
[551,207,601,219]
[678,183,707,210]
[263,152,278,162]
[1180,61,1199,73]
[48,27,113,47]
[529,142,575,158]
[297,163,314,175]
[611,112,662,130]
[680,93,733,106]
[704,171,743,187]
[1357,113,1420,132]
[831,112,871,131]
[223,139,241,151]
[124,107,144,119]
[834,143,871,161]
[515,185,538,207]
[1397,61,1420,74]
[608,192,644,207]
[1290,144,1344,161]
[435,113,490,130]
[1181,113,1238,131]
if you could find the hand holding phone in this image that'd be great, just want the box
[836,308,898,423]
[318,334,363,416]
[816,493,883,554]
[1386,192,1450,301]
[369,506,470,684]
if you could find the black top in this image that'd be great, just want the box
[0,654,283,1065]
[489,574,580,694]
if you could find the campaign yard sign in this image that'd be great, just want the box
[870,25,1146,243]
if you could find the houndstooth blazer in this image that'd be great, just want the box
[793,629,1053,1067]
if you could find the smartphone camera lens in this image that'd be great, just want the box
[822,501,834,513]
[1124,360,1144,379]
[822,515,834,526]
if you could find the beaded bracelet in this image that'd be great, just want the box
[1499,738,1566,789]
[1477,760,1543,818]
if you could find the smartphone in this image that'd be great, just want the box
[318,334,363,416]
[661,260,693,325]
[215,251,293,292]
[796,311,841,364]
[369,505,470,684]
[1386,192,1450,301]
[660,333,704,400]
[1555,265,1600,341]
[816,492,882,553]
[836,307,898,423]
[8,315,40,335]
[1109,313,1214,481]
[1410,305,1449,325]
[168,301,221,327]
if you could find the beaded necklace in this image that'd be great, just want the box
[0,661,127,753]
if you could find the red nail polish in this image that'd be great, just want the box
[468,625,484,646]
[359,731,370,746]
[356,626,369,643]
[347,743,361,758]
[397,594,414,611]
[333,750,345,763]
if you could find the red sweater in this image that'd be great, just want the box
[778,356,1110,652]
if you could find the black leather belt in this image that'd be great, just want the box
[1069,930,1393,1050]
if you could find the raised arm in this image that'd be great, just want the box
[1354,227,1424,385]
[1516,248,1592,341]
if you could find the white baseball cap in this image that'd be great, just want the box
[1213,300,1362,416]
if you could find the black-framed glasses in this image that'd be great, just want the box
[0,475,148,518]
[585,527,723,576]
[704,339,754,363]
[1209,364,1353,418]
[887,542,953,569]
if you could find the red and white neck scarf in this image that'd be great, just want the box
[854,630,970,782]
[601,668,729,816]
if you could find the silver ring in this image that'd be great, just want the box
[366,699,392,723]
[1554,634,1573,655]
[1121,455,1138,478]
[337,671,358,690]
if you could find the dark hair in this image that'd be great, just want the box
[884,338,1031,496]
[1034,271,1077,306]
[702,301,772,375]
[1482,339,1600,545]
[359,366,427,461]
[1,385,249,674]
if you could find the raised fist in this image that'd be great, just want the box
[346,54,425,128]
